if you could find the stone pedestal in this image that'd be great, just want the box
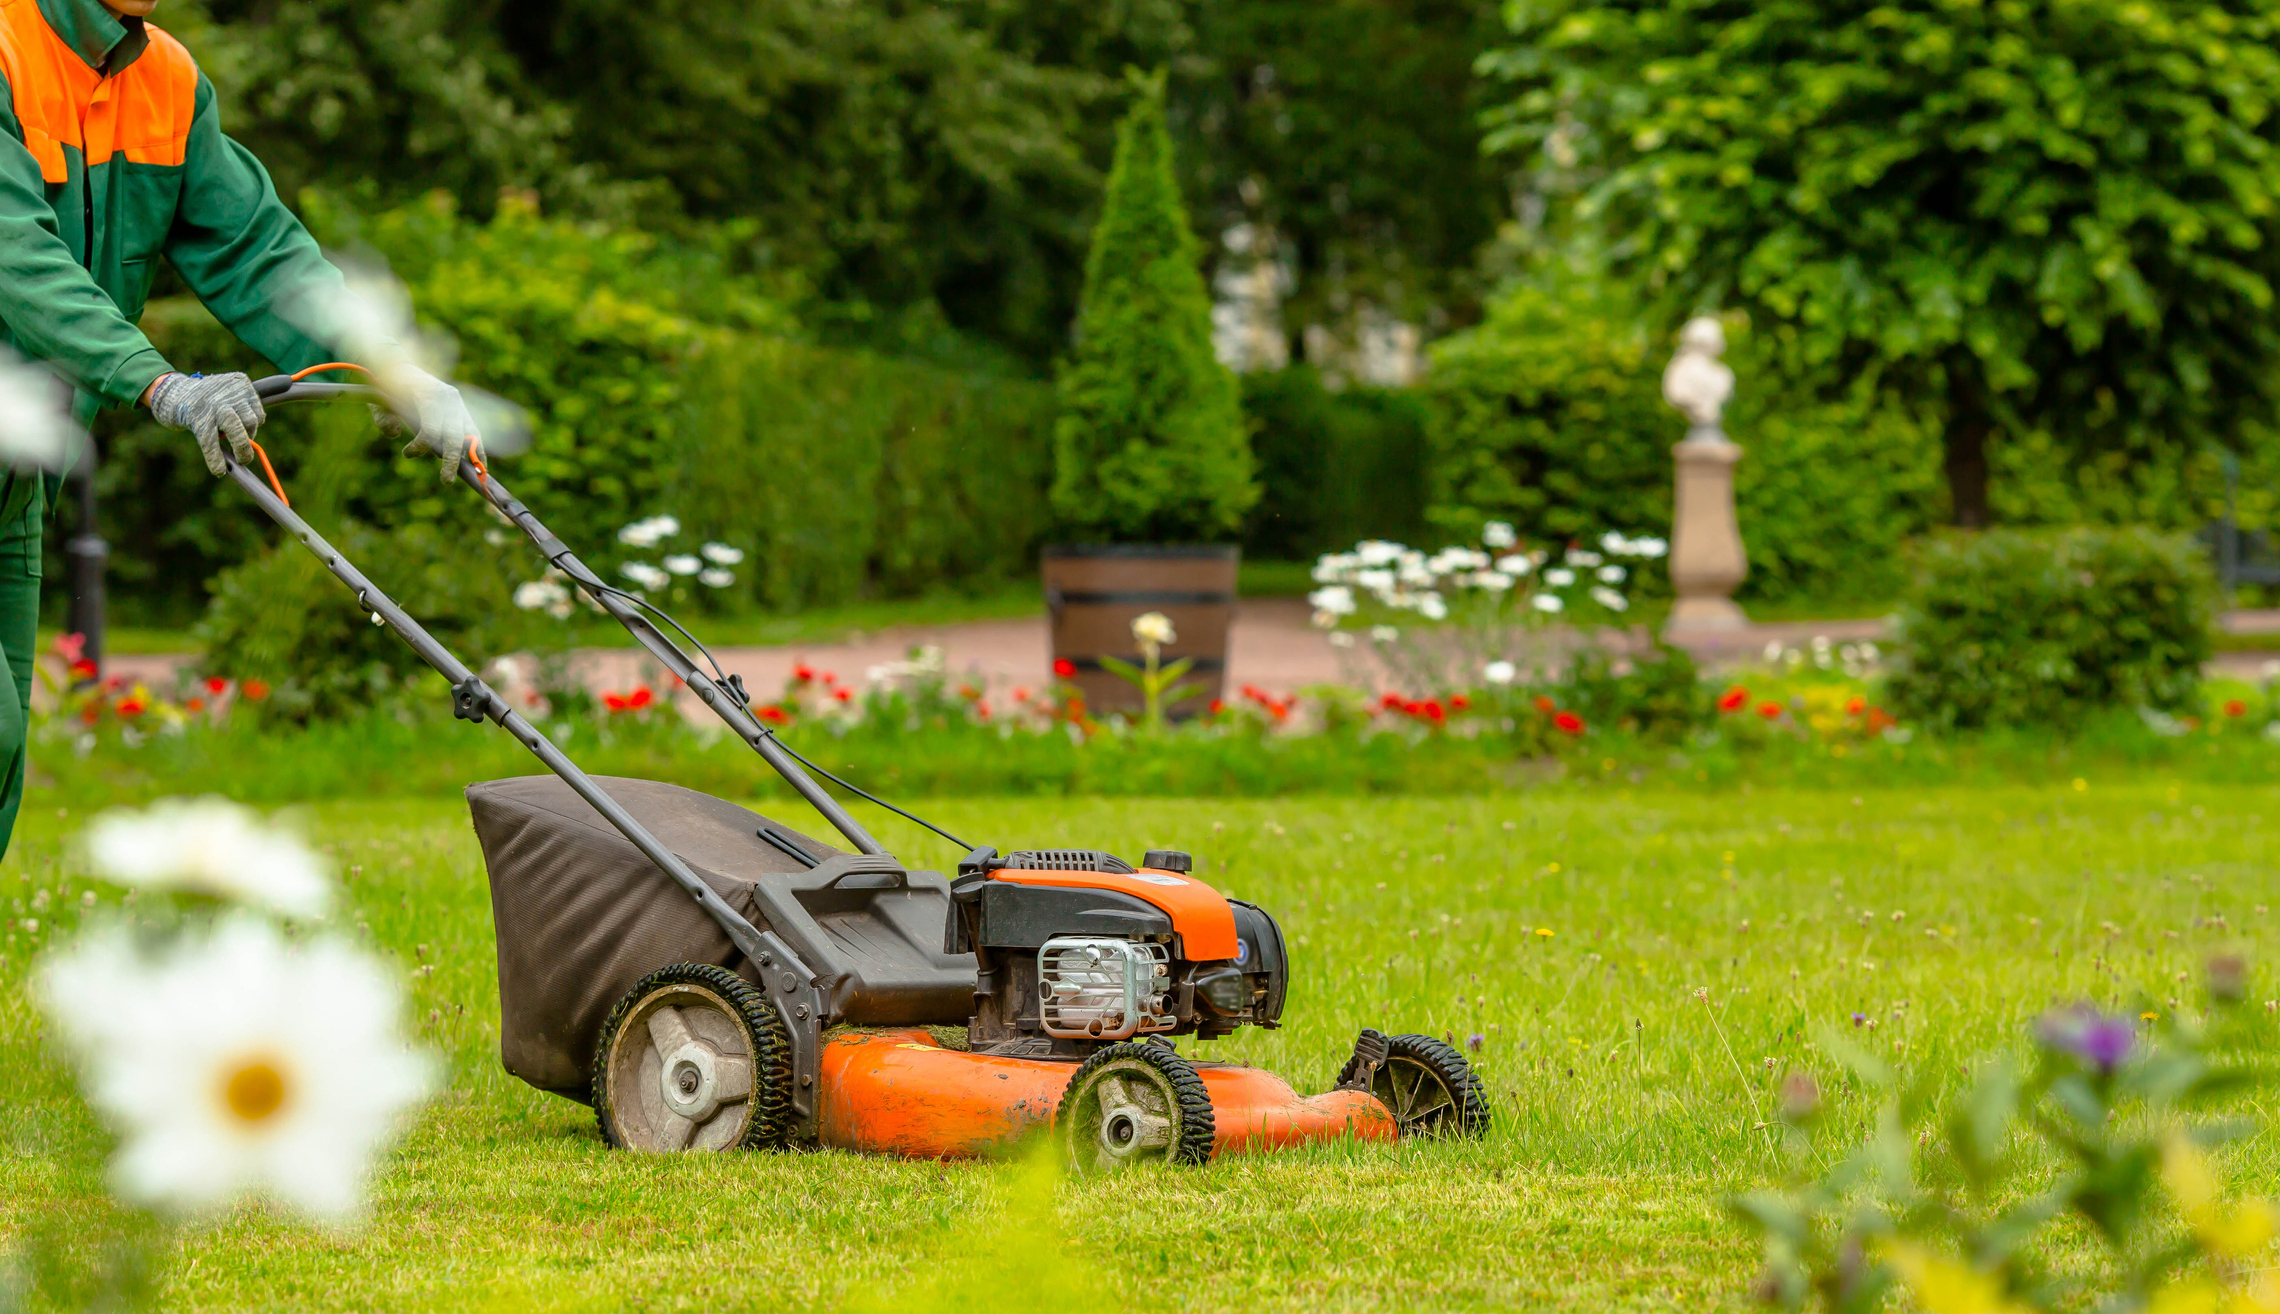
[1665,428,1749,637]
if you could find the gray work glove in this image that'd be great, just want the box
[373,362,479,482]
[148,372,266,477]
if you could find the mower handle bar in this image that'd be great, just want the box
[216,453,815,978]
[248,374,891,859]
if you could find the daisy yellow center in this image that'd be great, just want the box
[220,1056,290,1125]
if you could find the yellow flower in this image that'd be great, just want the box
[2164,1135,2280,1259]
[1882,1244,2033,1314]
[1534,927,1554,938]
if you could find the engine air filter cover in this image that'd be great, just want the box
[999,849,1135,873]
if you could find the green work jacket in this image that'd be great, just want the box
[0,0,353,519]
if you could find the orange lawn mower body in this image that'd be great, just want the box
[228,372,1491,1171]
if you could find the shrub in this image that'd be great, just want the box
[1050,74,1255,544]
[1422,284,1943,607]
[1884,527,2214,732]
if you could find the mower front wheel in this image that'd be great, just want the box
[1058,1042,1215,1172]
[592,963,793,1153]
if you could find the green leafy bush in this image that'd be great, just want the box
[1423,286,1942,605]
[1050,75,1255,544]
[1240,366,1428,560]
[1886,528,2214,732]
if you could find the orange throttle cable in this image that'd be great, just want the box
[289,361,374,381]
[246,439,290,507]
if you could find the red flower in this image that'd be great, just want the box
[757,705,790,725]
[1209,698,1226,715]
[186,697,206,713]
[1534,695,1556,714]
[115,696,146,718]
[821,671,837,686]
[834,687,853,703]
[1449,694,1471,712]
[792,663,815,684]
[1415,699,1446,724]
[957,683,981,701]
[1012,687,1030,703]
[1845,695,1866,715]
[1381,691,1405,710]
[1053,658,1077,679]
[1756,701,1782,720]
[1866,707,1895,732]
[241,679,270,702]
[1717,686,1748,713]
[628,687,654,709]
[68,659,96,679]
[52,631,84,663]
[78,702,98,725]
[1553,710,1585,735]
[975,701,991,721]
[2225,699,2248,718]
[205,676,228,695]
[603,692,630,712]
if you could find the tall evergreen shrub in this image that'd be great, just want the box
[1051,74,1254,544]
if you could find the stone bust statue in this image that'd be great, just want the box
[1661,315,1733,431]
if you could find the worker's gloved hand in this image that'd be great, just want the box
[373,362,479,483]
[147,372,266,477]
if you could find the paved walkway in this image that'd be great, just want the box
[92,602,2280,703]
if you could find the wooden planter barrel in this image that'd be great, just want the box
[1043,545,1239,719]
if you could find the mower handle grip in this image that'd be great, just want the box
[252,373,382,404]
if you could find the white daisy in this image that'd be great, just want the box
[84,799,329,918]
[1531,594,1564,614]
[699,542,744,566]
[1483,521,1517,549]
[1591,586,1630,612]
[662,554,702,577]
[1307,585,1356,616]
[36,916,432,1222]
[1131,613,1177,648]
[1543,568,1576,587]
[1484,660,1517,685]
[698,568,736,588]
[620,562,671,591]
[616,516,681,549]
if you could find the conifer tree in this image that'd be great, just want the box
[1052,73,1255,543]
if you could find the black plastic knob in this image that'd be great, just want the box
[1142,849,1193,873]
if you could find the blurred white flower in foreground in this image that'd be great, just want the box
[1482,521,1517,549]
[1542,568,1576,588]
[617,516,680,549]
[700,542,744,566]
[662,554,702,577]
[1484,660,1517,685]
[1590,586,1630,612]
[85,799,328,918]
[698,567,736,589]
[620,561,671,591]
[1531,594,1564,614]
[0,346,81,470]
[37,916,432,1222]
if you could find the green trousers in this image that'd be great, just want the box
[0,497,41,864]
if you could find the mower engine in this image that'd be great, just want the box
[948,847,1287,1058]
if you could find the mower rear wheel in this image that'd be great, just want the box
[1058,1043,1215,1172]
[1337,1032,1489,1140]
[593,963,791,1153]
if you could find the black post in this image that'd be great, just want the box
[64,437,104,682]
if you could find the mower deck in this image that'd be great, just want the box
[817,1029,1396,1159]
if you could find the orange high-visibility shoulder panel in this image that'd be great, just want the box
[985,866,1240,960]
[0,1,195,185]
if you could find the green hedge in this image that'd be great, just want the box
[1884,527,2214,732]
[51,194,1057,638]
[1240,366,1429,560]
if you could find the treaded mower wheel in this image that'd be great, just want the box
[1336,1032,1489,1139]
[1058,1042,1215,1172]
[592,962,792,1153]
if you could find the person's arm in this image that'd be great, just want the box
[162,74,367,374]
[0,81,173,407]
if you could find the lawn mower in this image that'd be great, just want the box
[227,368,1489,1168]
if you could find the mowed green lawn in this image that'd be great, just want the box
[6,783,2280,1311]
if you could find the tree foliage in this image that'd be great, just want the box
[1052,76,1254,543]
[1479,0,2280,526]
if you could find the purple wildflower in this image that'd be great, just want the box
[2035,1004,2135,1071]
[1466,1033,1484,1053]
[1851,1012,1866,1027]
